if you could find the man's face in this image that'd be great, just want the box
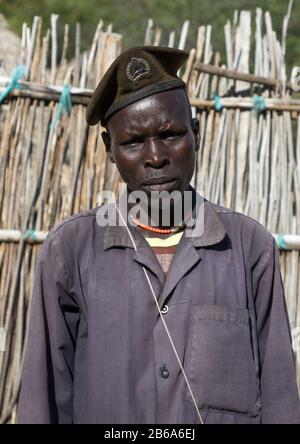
[102,89,199,196]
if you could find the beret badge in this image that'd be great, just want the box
[126,57,151,82]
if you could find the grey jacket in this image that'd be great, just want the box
[17,190,300,424]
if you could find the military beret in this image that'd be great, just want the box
[86,45,189,127]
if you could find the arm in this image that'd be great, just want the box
[252,235,300,423]
[17,230,79,423]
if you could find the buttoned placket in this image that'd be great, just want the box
[131,232,199,414]
[150,234,204,422]
[130,232,181,422]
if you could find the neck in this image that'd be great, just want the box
[126,186,195,230]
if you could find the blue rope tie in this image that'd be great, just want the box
[252,95,266,114]
[0,65,27,104]
[213,93,223,112]
[50,84,72,129]
[23,229,37,241]
[277,234,288,250]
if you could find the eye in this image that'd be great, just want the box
[120,138,143,147]
[160,130,187,140]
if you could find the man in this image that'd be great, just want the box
[17,46,300,424]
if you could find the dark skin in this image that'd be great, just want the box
[102,88,199,229]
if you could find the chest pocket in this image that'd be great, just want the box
[185,304,260,417]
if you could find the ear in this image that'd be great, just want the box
[101,131,115,164]
[191,117,200,151]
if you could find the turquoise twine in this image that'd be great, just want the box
[277,234,288,250]
[0,65,27,104]
[213,93,223,112]
[23,229,37,241]
[50,84,72,129]
[252,95,266,114]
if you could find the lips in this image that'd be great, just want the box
[142,176,177,186]
[141,177,178,192]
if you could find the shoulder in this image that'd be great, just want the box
[211,201,269,231]
[210,201,272,237]
[50,207,99,235]
[44,203,113,250]
[207,201,276,264]
[41,203,115,278]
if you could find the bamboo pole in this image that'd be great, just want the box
[194,62,293,91]
[190,97,300,112]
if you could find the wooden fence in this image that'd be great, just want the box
[0,3,299,423]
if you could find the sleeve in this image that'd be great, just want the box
[252,235,300,423]
[17,230,80,424]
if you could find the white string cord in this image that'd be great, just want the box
[115,204,204,425]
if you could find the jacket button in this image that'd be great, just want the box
[160,366,169,379]
[161,305,168,314]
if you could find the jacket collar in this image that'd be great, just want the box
[103,186,227,251]
[190,195,227,248]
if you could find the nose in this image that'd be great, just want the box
[143,137,170,169]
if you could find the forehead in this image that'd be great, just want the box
[107,89,191,134]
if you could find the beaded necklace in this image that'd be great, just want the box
[131,215,181,234]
